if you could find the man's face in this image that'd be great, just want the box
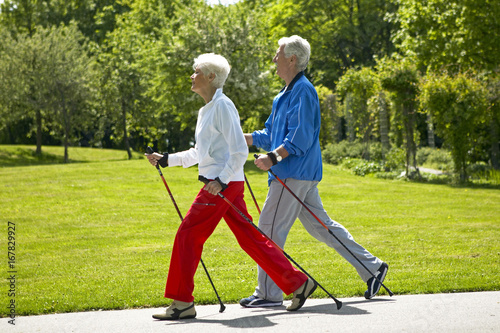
[190,66,211,93]
[273,44,293,80]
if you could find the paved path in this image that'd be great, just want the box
[2,291,499,333]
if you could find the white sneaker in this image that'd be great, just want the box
[152,300,196,320]
[286,278,317,311]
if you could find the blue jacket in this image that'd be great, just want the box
[252,72,323,184]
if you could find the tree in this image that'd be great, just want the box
[43,23,98,162]
[316,85,336,148]
[0,23,97,160]
[420,72,489,180]
[0,25,54,154]
[336,67,379,158]
[378,56,420,177]
[96,22,149,158]
[0,0,129,44]
[391,0,500,73]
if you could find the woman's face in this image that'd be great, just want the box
[190,66,211,94]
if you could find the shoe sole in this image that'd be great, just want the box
[152,312,197,320]
[152,303,197,320]
[241,301,283,308]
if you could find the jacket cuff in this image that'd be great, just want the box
[158,153,169,168]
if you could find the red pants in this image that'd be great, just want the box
[164,181,307,302]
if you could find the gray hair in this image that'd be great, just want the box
[193,53,230,89]
[278,35,311,71]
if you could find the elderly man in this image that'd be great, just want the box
[147,53,316,320]
[240,36,389,308]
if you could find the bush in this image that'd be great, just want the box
[384,147,405,171]
[419,148,453,171]
[467,162,500,185]
[416,147,434,165]
[323,141,365,164]
[341,158,383,176]
[323,140,385,165]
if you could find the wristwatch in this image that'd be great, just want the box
[273,150,283,162]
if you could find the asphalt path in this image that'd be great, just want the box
[3,291,499,332]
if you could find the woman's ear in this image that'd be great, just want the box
[208,73,216,82]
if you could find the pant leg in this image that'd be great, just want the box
[297,181,383,282]
[222,182,306,295]
[164,186,230,302]
[253,179,311,301]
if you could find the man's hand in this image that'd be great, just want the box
[204,181,223,195]
[145,152,164,167]
[254,154,273,171]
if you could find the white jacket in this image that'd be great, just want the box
[167,88,248,184]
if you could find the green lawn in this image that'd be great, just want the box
[1,145,499,316]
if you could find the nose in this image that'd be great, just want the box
[272,55,277,63]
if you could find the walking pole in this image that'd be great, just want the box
[254,154,394,297]
[244,175,261,214]
[146,147,226,313]
[199,177,342,310]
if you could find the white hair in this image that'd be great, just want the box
[278,35,311,71]
[193,53,230,89]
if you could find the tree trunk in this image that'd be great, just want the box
[490,117,499,170]
[427,112,436,148]
[122,97,132,160]
[60,89,69,164]
[35,109,43,155]
[345,93,355,142]
[378,92,390,158]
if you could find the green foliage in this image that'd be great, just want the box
[336,67,380,143]
[0,22,97,161]
[391,0,500,73]
[316,85,336,147]
[383,147,406,171]
[377,56,420,174]
[420,72,489,180]
[341,158,383,176]
[417,147,454,172]
[322,141,366,165]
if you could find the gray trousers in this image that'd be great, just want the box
[253,178,383,302]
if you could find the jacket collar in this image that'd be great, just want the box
[282,71,304,93]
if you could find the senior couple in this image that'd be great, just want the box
[146,35,389,320]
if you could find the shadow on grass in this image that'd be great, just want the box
[0,146,144,167]
[0,147,72,167]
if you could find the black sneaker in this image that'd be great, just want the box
[364,262,389,299]
[240,295,283,307]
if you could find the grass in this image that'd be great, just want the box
[1,145,499,316]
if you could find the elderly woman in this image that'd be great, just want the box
[147,53,316,320]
